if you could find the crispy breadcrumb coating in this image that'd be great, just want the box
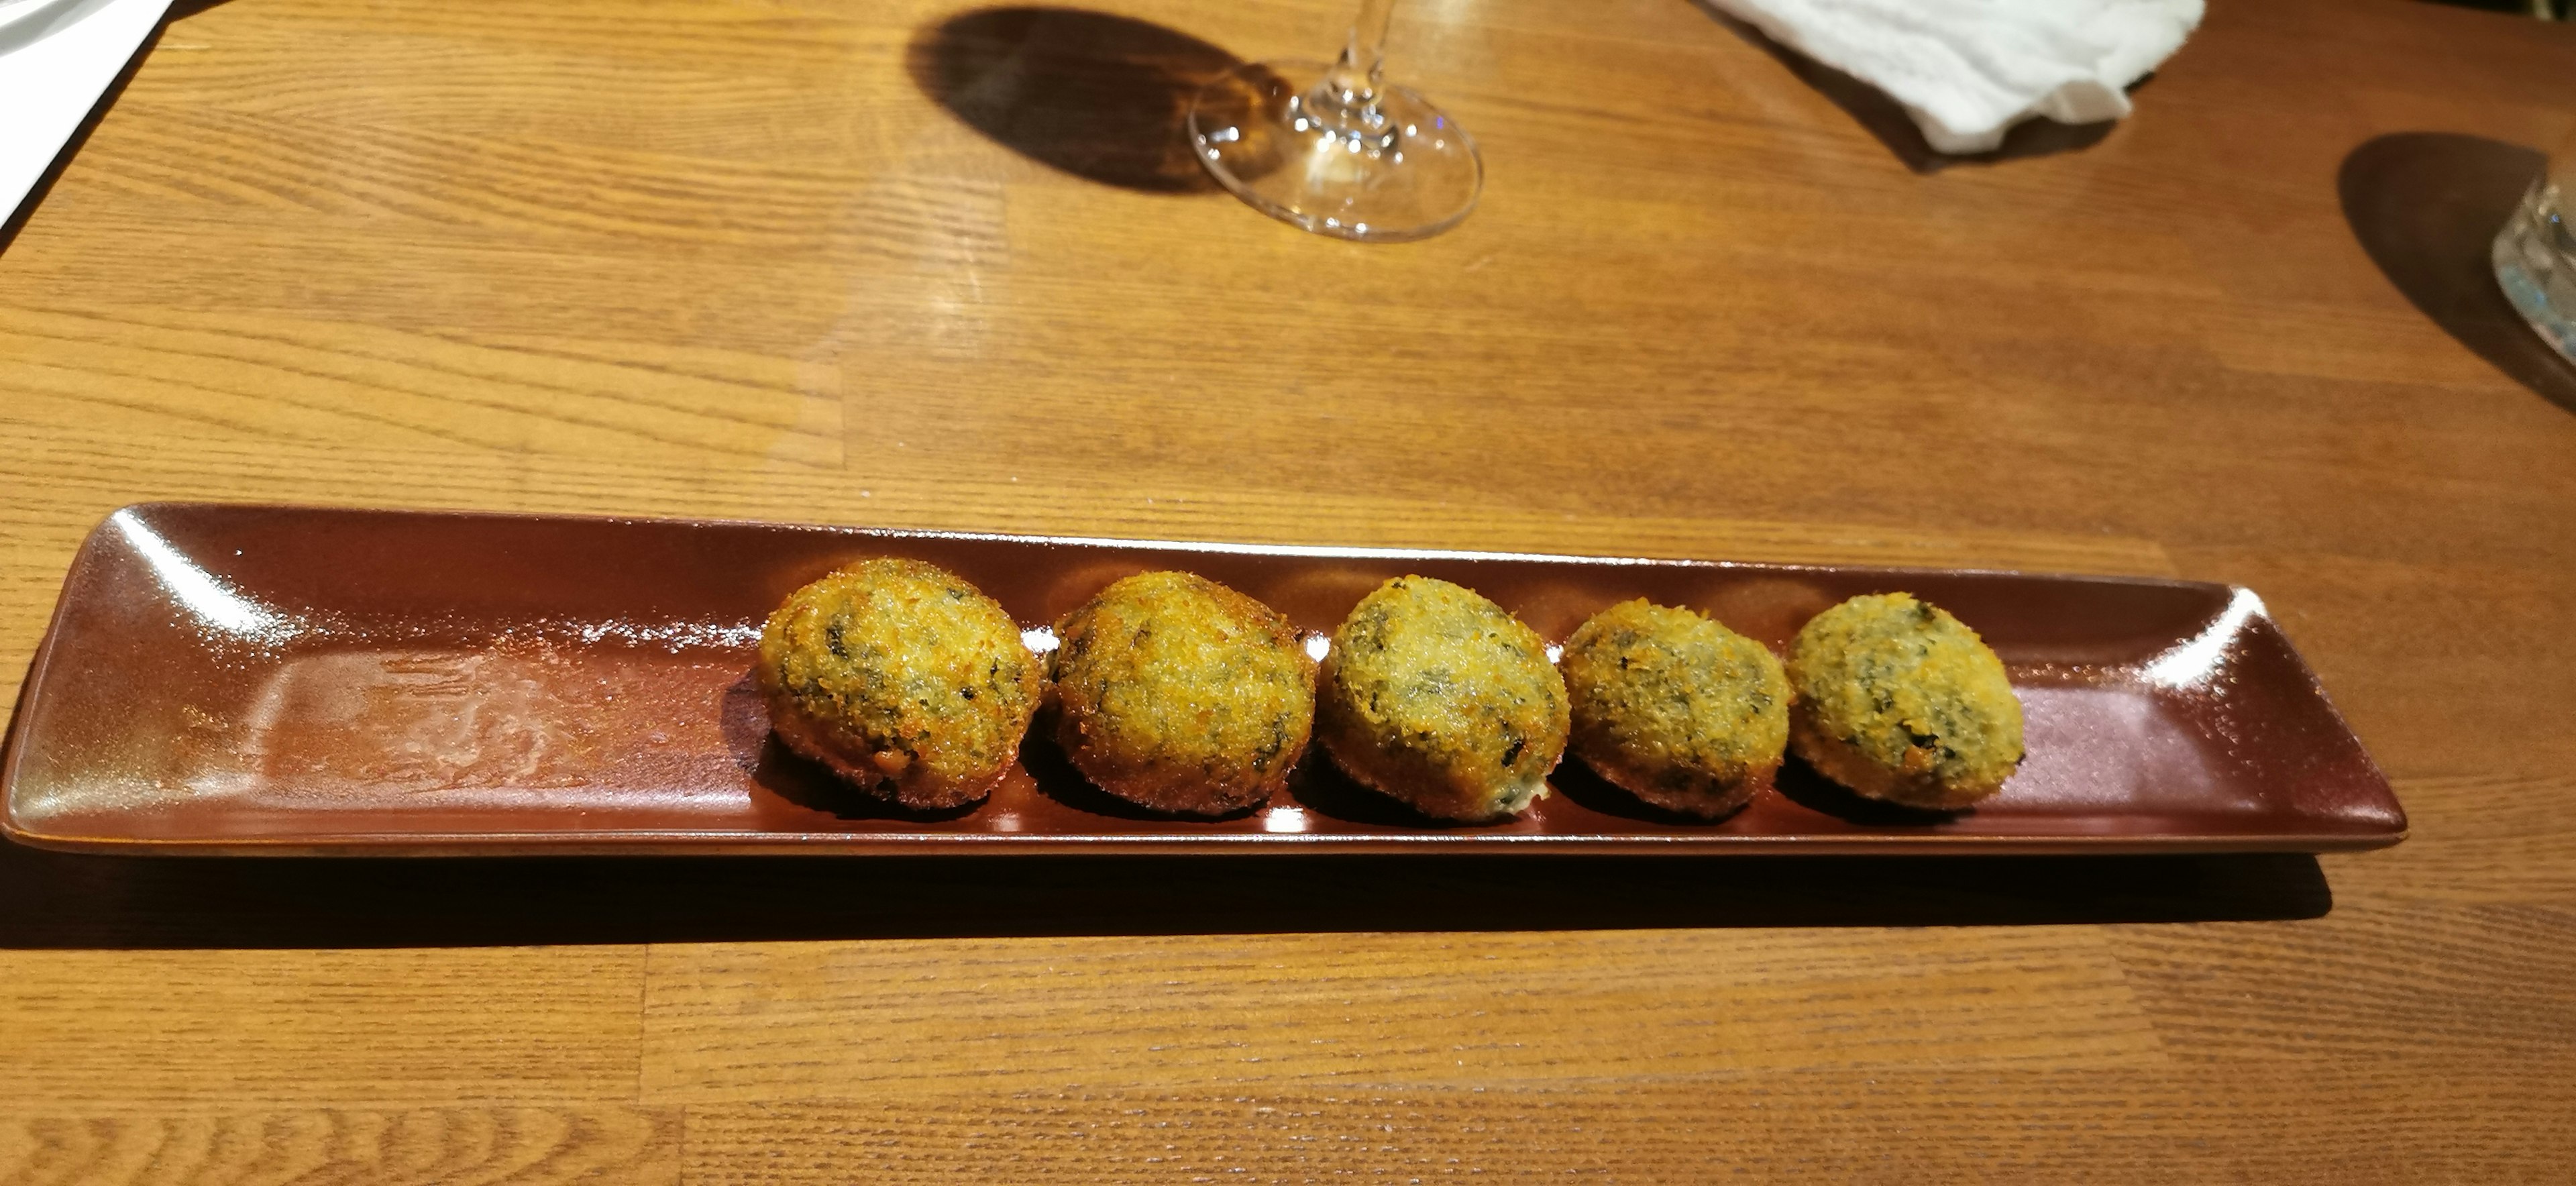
[1562,599,1788,818]
[1786,592,2023,809]
[757,558,1042,808]
[1317,576,1568,822]
[1050,571,1316,816]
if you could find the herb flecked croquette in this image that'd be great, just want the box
[1560,599,1789,818]
[1316,576,1568,822]
[1049,571,1317,816]
[757,557,1044,809]
[1786,592,2023,810]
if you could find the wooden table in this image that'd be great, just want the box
[5,0,2573,1179]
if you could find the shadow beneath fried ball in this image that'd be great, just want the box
[1018,727,1267,823]
[749,740,985,824]
[1286,757,1502,830]
[1768,755,1967,826]
[1546,759,1753,827]
[723,673,982,824]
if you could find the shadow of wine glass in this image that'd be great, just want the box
[2340,131,2576,417]
[906,6,1249,194]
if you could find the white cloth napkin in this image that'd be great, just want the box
[0,0,174,228]
[1708,0,2203,154]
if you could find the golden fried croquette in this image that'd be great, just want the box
[1316,576,1568,822]
[757,557,1043,808]
[1786,592,2023,810]
[1560,599,1789,818]
[1049,571,1317,816]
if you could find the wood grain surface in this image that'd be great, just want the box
[4,0,2575,1180]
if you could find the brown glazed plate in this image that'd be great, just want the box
[0,504,2405,857]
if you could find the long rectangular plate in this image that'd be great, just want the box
[0,504,2405,856]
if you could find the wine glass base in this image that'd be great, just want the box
[1187,60,1482,244]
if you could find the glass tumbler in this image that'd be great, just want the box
[2493,126,2576,366]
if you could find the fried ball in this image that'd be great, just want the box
[1560,599,1789,819]
[1786,592,2023,810]
[1049,571,1317,816]
[757,557,1043,809]
[1316,576,1568,822]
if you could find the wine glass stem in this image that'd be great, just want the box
[1315,0,1396,131]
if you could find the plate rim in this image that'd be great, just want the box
[0,500,2408,858]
